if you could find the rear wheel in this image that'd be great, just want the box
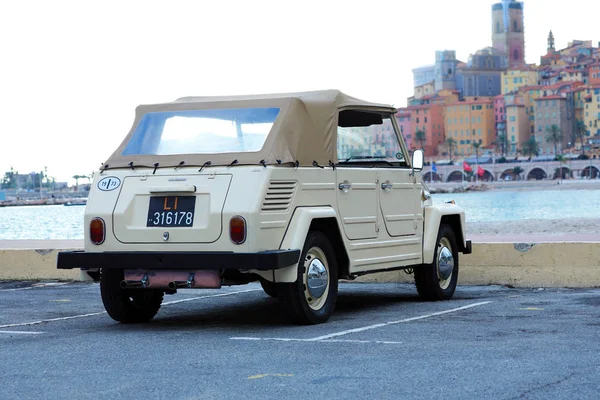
[100,269,163,323]
[279,231,338,325]
[414,224,459,301]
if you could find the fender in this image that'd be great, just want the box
[423,204,468,264]
[272,206,338,283]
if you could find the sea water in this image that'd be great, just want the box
[1,190,599,240]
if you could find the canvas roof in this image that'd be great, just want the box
[103,90,396,170]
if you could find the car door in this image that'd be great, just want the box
[377,118,422,238]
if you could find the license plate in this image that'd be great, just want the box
[147,196,196,227]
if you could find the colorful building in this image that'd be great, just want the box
[589,62,600,85]
[414,82,435,100]
[504,94,530,153]
[501,68,538,93]
[583,85,600,136]
[534,95,572,154]
[444,99,495,156]
[493,95,506,145]
[395,109,413,150]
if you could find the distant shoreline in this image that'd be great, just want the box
[427,178,600,193]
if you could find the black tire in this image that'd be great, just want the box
[100,269,164,323]
[414,224,459,301]
[278,231,338,325]
[259,278,278,297]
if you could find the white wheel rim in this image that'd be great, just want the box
[303,246,330,311]
[437,237,454,290]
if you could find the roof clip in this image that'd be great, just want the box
[328,160,336,170]
[295,160,299,169]
[174,161,185,170]
[128,162,135,170]
[198,161,212,172]
[259,160,267,168]
[153,163,159,175]
[312,161,324,169]
[228,159,238,167]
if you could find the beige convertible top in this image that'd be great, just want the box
[103,89,397,170]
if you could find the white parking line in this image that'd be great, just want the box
[307,301,492,341]
[230,301,492,344]
[0,330,44,335]
[230,337,403,345]
[0,288,260,329]
[0,282,69,292]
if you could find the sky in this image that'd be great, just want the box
[1,0,598,184]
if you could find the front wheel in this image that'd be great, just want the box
[100,269,164,323]
[278,231,338,325]
[414,224,459,301]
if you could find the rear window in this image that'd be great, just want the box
[122,108,280,156]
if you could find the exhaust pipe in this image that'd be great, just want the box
[120,273,149,289]
[122,270,220,289]
[168,273,196,290]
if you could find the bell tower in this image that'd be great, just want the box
[492,0,525,67]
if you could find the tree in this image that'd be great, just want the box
[574,120,589,157]
[546,124,563,156]
[512,166,524,181]
[445,137,457,161]
[72,175,86,190]
[521,137,540,158]
[415,130,426,150]
[496,133,509,157]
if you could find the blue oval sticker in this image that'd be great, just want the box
[97,176,121,191]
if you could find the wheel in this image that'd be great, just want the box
[278,231,338,325]
[100,269,164,323]
[259,278,278,297]
[414,224,459,301]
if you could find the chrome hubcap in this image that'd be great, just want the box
[303,246,330,310]
[437,237,454,290]
[307,259,328,299]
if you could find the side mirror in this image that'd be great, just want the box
[412,149,424,172]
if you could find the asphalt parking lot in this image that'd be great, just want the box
[1,281,599,400]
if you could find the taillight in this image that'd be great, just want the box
[230,216,246,244]
[90,217,105,245]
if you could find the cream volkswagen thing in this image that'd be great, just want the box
[57,90,471,325]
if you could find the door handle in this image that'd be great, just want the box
[338,182,352,192]
[381,182,393,191]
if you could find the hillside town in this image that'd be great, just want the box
[394,0,600,172]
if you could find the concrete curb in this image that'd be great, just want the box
[1,242,599,287]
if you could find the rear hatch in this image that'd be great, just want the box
[113,173,232,244]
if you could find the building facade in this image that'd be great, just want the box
[444,99,495,156]
[502,68,538,93]
[456,48,507,97]
[395,109,413,150]
[534,96,572,154]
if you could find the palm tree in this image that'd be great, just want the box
[546,124,563,157]
[496,133,509,157]
[445,137,457,162]
[521,137,540,159]
[512,166,524,181]
[574,120,589,157]
[415,130,426,150]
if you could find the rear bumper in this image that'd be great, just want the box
[57,249,301,271]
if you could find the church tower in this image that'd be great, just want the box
[547,30,555,52]
[491,0,525,67]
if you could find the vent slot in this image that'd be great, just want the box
[261,181,297,212]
